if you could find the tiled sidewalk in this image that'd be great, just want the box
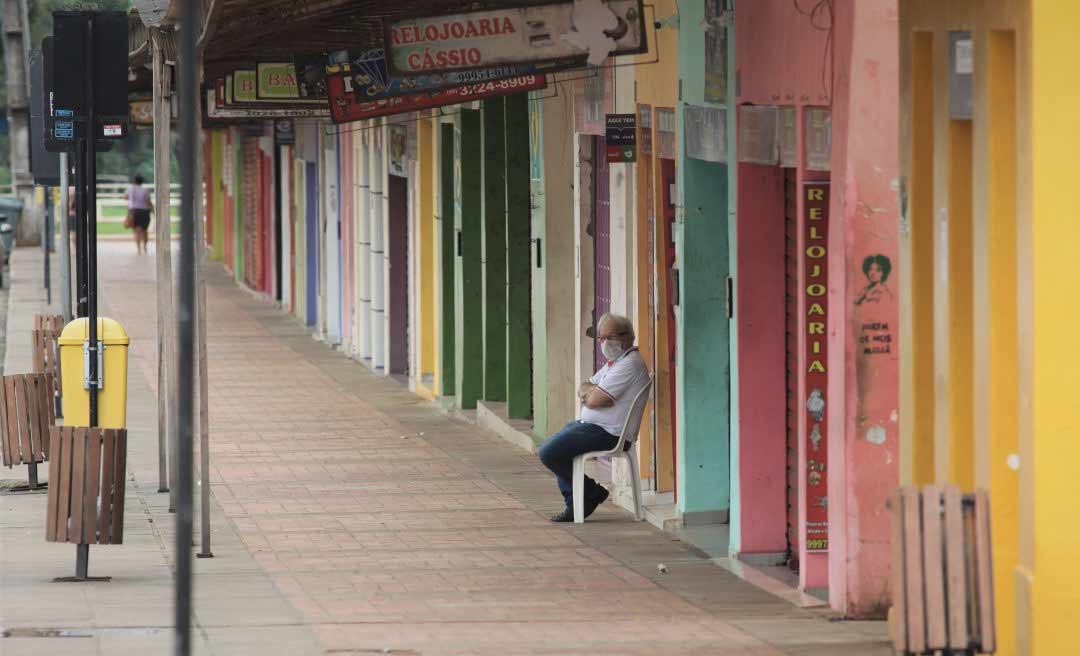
[1,244,891,655]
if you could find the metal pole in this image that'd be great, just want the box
[75,543,89,578]
[74,141,87,319]
[176,0,198,651]
[43,187,51,303]
[59,153,72,322]
[86,14,99,430]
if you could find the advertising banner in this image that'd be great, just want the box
[326,72,546,124]
[330,47,540,102]
[385,0,647,75]
[803,181,830,553]
[604,114,636,163]
[205,86,330,121]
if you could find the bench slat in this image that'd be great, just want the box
[84,431,102,545]
[901,486,927,653]
[26,376,43,463]
[69,431,86,543]
[46,429,61,541]
[921,486,948,649]
[943,486,969,649]
[55,428,73,542]
[17,376,36,464]
[0,375,11,467]
[975,490,996,653]
[112,430,127,544]
[99,429,116,545]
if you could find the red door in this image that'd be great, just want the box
[388,175,409,375]
[784,167,799,571]
[262,144,274,294]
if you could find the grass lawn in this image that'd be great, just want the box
[99,205,180,219]
[95,222,181,236]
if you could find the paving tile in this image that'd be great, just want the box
[0,245,889,655]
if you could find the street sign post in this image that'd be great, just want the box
[48,10,129,581]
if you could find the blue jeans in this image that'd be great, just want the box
[538,420,619,507]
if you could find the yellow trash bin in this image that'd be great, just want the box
[58,318,130,429]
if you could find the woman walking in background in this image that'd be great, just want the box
[124,174,153,254]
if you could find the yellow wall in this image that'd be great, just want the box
[1030,2,1080,652]
[633,0,679,492]
[899,1,1031,653]
[416,119,437,399]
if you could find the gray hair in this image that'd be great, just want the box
[598,313,635,344]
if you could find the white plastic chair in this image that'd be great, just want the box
[572,376,654,523]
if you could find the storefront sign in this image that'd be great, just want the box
[326,72,546,124]
[389,124,408,176]
[704,0,728,103]
[637,104,652,156]
[233,70,258,103]
[205,87,330,121]
[803,181,830,553]
[683,104,726,163]
[256,63,301,101]
[605,114,636,162]
[274,120,295,145]
[385,0,647,75]
[656,108,675,159]
[332,48,539,102]
[294,53,328,99]
[130,99,153,126]
[778,106,797,167]
[805,107,831,171]
[738,104,779,165]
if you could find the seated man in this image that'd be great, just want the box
[538,313,650,522]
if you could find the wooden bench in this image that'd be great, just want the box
[889,486,996,655]
[0,373,57,490]
[46,427,127,546]
[31,314,64,418]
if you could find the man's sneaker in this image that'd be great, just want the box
[583,486,610,519]
[550,507,575,522]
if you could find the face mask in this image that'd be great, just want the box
[601,339,625,361]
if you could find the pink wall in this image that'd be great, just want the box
[736,162,788,554]
[827,0,900,616]
[737,1,832,106]
[736,0,834,582]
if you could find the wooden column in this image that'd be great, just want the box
[504,95,533,419]
[481,99,507,403]
[454,110,483,409]
[151,28,177,501]
[439,123,456,397]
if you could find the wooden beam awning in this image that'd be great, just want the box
[132,0,565,67]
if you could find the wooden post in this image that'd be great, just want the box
[504,95,532,419]
[152,29,177,500]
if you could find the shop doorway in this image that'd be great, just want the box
[592,136,611,368]
[388,174,410,375]
[784,167,799,572]
[655,156,678,497]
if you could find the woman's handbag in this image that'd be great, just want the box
[124,210,134,229]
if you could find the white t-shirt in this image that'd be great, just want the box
[580,348,650,436]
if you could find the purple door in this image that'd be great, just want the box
[593,136,612,368]
[388,175,409,375]
[305,162,319,327]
